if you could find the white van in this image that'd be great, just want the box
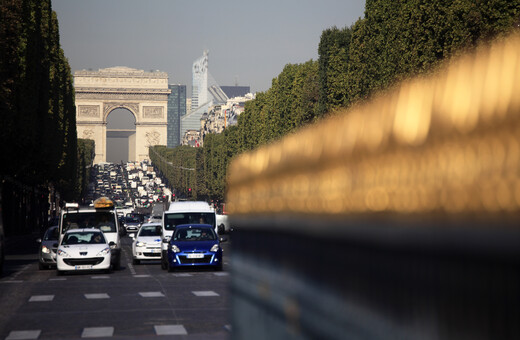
[160,201,216,269]
[59,197,122,270]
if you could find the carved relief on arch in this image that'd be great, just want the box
[103,102,139,122]
[145,130,161,147]
[82,129,95,140]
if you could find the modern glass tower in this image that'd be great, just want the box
[167,84,186,147]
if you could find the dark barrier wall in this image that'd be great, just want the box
[227,33,520,340]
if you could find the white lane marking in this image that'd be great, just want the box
[81,327,114,338]
[213,272,229,276]
[139,291,165,298]
[127,263,136,275]
[192,291,219,297]
[84,293,110,299]
[5,330,41,339]
[133,274,150,278]
[48,278,66,281]
[90,276,110,279]
[154,325,187,335]
[29,295,54,302]
[0,280,23,284]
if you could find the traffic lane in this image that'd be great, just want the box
[0,239,231,339]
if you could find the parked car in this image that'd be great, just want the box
[165,224,226,272]
[131,223,162,264]
[36,226,59,269]
[56,229,113,274]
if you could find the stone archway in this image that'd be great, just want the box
[74,66,170,164]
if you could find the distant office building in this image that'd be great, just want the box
[167,84,186,147]
[192,50,209,109]
[220,86,251,99]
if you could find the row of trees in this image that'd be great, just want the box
[154,0,520,202]
[0,0,92,235]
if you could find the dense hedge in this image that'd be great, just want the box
[0,0,89,234]
[153,0,520,202]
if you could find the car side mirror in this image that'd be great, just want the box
[162,236,170,243]
[129,233,136,239]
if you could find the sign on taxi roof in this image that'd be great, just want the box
[94,197,114,209]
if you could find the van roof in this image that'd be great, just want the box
[167,201,213,213]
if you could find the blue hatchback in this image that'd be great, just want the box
[167,224,226,271]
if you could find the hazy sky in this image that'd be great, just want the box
[52,0,366,94]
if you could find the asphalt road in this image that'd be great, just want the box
[0,234,232,340]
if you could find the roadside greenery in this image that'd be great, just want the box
[0,0,91,235]
[153,0,520,202]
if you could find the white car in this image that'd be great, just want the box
[56,229,112,274]
[132,223,162,264]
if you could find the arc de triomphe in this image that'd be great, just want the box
[74,66,170,164]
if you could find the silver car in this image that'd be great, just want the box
[37,226,59,270]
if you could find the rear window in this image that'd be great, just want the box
[62,211,117,233]
[163,212,215,231]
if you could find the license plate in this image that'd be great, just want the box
[187,253,204,259]
[149,249,159,253]
[75,265,92,270]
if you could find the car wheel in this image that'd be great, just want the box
[133,258,140,265]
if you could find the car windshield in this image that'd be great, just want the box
[62,231,106,245]
[44,227,59,241]
[125,217,140,223]
[173,227,216,241]
[138,225,162,237]
[62,211,116,233]
[163,213,215,231]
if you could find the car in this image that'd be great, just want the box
[131,223,162,264]
[56,229,112,274]
[36,226,59,269]
[123,216,141,233]
[59,197,122,269]
[161,201,217,269]
[165,224,226,272]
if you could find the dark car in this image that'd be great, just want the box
[124,216,141,233]
[166,224,226,272]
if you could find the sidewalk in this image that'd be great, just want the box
[4,231,40,256]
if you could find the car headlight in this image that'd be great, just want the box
[41,245,51,254]
[136,241,146,247]
[97,247,110,256]
[210,244,220,252]
[170,244,180,253]
[57,249,70,257]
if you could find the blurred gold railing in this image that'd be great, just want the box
[227,33,520,219]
